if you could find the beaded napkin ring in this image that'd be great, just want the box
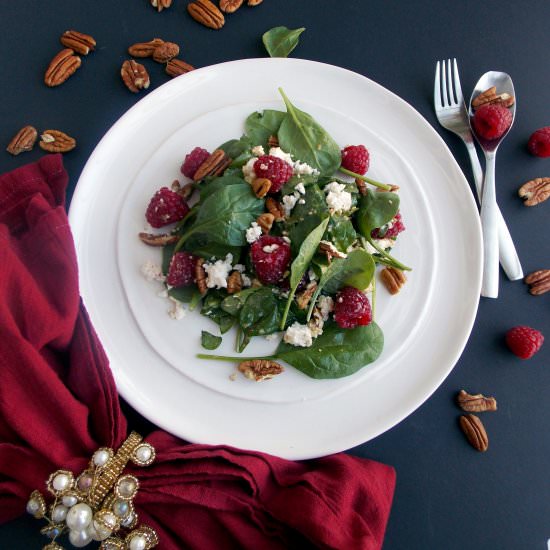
[26,431,158,550]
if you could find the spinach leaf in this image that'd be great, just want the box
[168,286,199,303]
[262,26,305,58]
[201,331,222,350]
[199,174,247,202]
[277,88,341,176]
[281,217,330,329]
[221,287,261,316]
[356,189,400,237]
[239,287,283,337]
[201,291,235,334]
[274,322,384,379]
[218,135,253,158]
[326,215,357,252]
[245,110,286,147]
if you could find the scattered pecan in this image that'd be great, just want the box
[138,232,178,246]
[227,271,242,294]
[121,60,150,93]
[355,177,368,196]
[60,30,96,55]
[151,0,172,11]
[172,180,195,201]
[220,0,243,12]
[296,282,318,310]
[518,177,550,206]
[257,213,275,234]
[238,360,284,381]
[265,197,285,221]
[456,390,497,413]
[195,258,207,294]
[380,266,406,295]
[524,269,550,295]
[459,414,489,452]
[165,58,195,77]
[128,38,164,58]
[319,240,346,263]
[193,149,231,181]
[187,0,225,29]
[44,49,82,87]
[247,0,263,5]
[152,42,180,63]
[39,130,76,153]
[251,178,272,198]
[472,86,514,110]
[267,135,279,148]
[6,125,37,155]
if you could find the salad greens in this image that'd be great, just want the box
[262,26,305,58]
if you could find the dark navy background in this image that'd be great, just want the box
[1,1,549,548]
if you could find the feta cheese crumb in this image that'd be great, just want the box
[308,268,318,281]
[168,297,186,320]
[245,222,262,244]
[364,238,396,255]
[298,199,306,204]
[241,273,252,287]
[317,295,334,321]
[265,333,279,341]
[283,322,313,348]
[233,263,246,273]
[269,146,293,165]
[325,181,352,213]
[141,261,165,282]
[282,236,291,244]
[295,182,306,195]
[293,160,319,176]
[203,253,233,289]
[242,157,257,183]
[262,244,279,253]
[282,192,300,216]
[251,145,265,156]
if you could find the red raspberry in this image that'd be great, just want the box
[505,326,544,359]
[145,187,190,228]
[166,252,197,287]
[341,145,370,175]
[371,211,405,239]
[250,235,291,285]
[181,147,210,178]
[527,126,550,157]
[333,286,372,329]
[472,104,512,141]
[253,155,293,192]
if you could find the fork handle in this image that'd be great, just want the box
[464,141,523,281]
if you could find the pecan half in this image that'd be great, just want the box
[257,213,275,234]
[456,390,497,413]
[265,197,285,221]
[165,58,195,77]
[227,271,242,294]
[138,232,178,246]
[39,130,76,153]
[319,240,346,263]
[238,360,284,381]
[524,269,550,295]
[172,180,195,201]
[60,30,96,55]
[128,38,164,57]
[193,149,231,181]
[296,282,318,310]
[355,177,368,196]
[267,135,279,148]
[121,60,150,93]
[472,86,514,109]
[44,49,82,87]
[151,0,172,11]
[6,125,37,155]
[380,266,406,295]
[195,258,207,294]
[247,0,263,5]
[187,0,225,29]
[251,178,272,198]
[518,177,550,206]
[152,42,180,63]
[459,414,489,452]
[220,0,243,12]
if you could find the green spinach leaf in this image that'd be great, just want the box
[262,26,305,58]
[325,215,357,252]
[356,189,400,237]
[245,110,285,147]
[201,331,222,350]
[201,291,235,334]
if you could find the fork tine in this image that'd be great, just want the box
[434,61,442,109]
[446,58,455,104]
[452,58,464,103]
[440,59,449,107]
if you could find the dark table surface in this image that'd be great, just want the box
[1,1,549,548]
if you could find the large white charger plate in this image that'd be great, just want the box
[69,58,482,460]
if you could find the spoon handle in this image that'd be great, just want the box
[480,154,499,298]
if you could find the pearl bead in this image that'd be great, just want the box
[113,499,129,517]
[93,449,111,467]
[121,512,135,527]
[66,503,93,531]
[26,498,40,515]
[135,445,152,463]
[77,474,93,491]
[129,535,147,550]
[69,528,93,547]
[91,520,111,541]
[52,473,71,492]
[63,494,79,507]
[51,504,68,522]
[118,478,136,498]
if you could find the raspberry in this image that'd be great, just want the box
[341,145,370,175]
[145,187,190,228]
[527,126,550,157]
[181,147,210,178]
[472,104,512,141]
[505,326,544,359]
[333,286,372,329]
[250,235,291,285]
[166,252,197,287]
[253,155,293,192]
[371,211,405,239]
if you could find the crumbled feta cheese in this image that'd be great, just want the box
[298,199,306,204]
[269,146,293,165]
[364,238,396,255]
[265,333,279,341]
[282,236,291,244]
[308,318,324,338]
[262,244,279,253]
[251,145,265,156]
[245,221,262,244]
[282,192,300,216]
[283,322,313,347]
[293,160,319,176]
[317,295,334,321]
[168,297,186,320]
[241,273,252,287]
[325,181,352,213]
[141,261,165,282]
[203,253,233,289]
[308,268,318,281]
[242,157,257,183]
[233,263,246,273]
[295,182,306,195]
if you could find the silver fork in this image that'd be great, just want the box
[434,58,523,281]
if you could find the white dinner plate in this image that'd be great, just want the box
[69,58,482,460]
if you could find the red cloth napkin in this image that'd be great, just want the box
[0,155,396,549]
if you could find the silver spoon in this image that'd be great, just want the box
[469,71,516,299]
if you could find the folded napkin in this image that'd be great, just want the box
[0,154,396,549]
